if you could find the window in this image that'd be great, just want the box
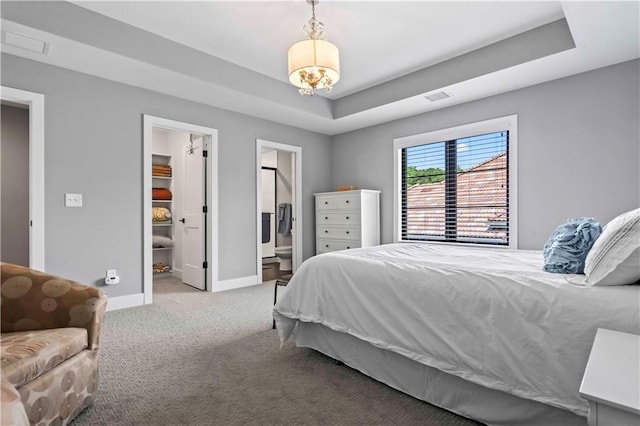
[394,116,517,247]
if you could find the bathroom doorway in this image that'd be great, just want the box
[255,140,302,283]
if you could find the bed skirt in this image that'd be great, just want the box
[295,322,586,426]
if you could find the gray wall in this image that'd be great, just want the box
[330,59,640,250]
[1,54,332,297]
[1,104,30,266]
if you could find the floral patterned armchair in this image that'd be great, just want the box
[1,263,108,425]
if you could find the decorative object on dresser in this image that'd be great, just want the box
[580,328,640,426]
[314,189,380,254]
[336,185,357,191]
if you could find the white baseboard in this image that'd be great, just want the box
[106,293,144,311]
[214,275,258,292]
[172,268,183,280]
[107,275,259,309]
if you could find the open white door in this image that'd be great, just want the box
[182,135,205,290]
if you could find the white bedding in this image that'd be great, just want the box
[273,243,640,416]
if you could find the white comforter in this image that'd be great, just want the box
[273,243,640,416]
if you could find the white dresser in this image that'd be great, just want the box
[314,190,380,254]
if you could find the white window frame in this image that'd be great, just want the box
[393,115,518,249]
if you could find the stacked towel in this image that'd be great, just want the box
[152,188,173,200]
[152,164,172,177]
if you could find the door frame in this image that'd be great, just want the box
[255,139,302,282]
[0,86,45,270]
[143,115,219,304]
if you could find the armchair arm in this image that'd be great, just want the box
[1,263,108,350]
[1,377,28,425]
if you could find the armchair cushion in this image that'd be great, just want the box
[1,328,88,388]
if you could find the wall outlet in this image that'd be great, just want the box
[105,269,120,285]
[65,193,83,207]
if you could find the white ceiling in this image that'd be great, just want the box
[1,1,639,135]
[70,0,565,99]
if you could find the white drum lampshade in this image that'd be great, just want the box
[288,39,340,91]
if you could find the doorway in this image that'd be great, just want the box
[143,115,218,304]
[0,86,45,270]
[255,139,302,283]
[1,102,29,266]
[150,128,207,292]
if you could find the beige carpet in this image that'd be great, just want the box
[71,278,479,425]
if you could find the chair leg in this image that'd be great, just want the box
[272,282,278,329]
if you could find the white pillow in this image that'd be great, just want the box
[584,208,640,286]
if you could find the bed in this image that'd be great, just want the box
[273,243,640,426]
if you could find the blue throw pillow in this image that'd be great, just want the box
[543,217,603,274]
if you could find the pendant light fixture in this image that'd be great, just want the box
[288,0,340,96]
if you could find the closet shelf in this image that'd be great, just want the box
[152,149,174,277]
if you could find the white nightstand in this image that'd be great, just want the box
[580,328,640,426]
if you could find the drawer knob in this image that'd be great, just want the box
[325,230,328,233]
[346,216,350,220]
[346,231,350,234]
[346,200,349,203]
[325,244,329,248]
[325,217,328,220]
[324,201,328,205]
[347,246,351,249]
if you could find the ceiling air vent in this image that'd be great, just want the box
[424,91,451,102]
[2,31,49,55]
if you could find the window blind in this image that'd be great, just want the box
[401,131,509,245]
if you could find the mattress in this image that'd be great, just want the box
[273,243,640,416]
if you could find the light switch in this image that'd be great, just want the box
[65,193,83,207]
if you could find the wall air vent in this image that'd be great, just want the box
[2,31,49,55]
[424,91,451,102]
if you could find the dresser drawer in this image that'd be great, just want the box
[316,195,360,211]
[317,212,360,226]
[318,226,360,240]
[317,239,360,253]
